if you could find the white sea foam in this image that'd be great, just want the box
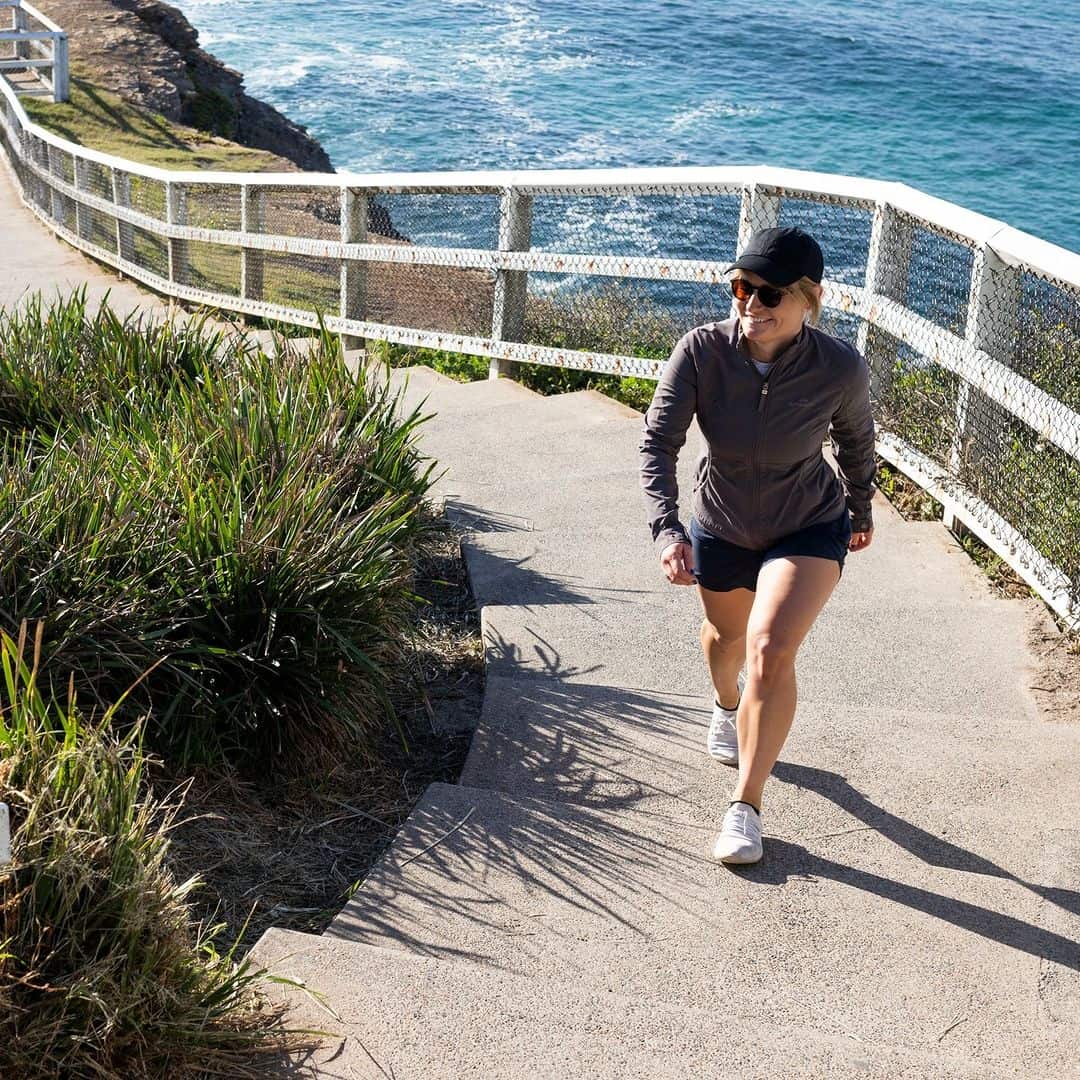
[364,54,410,73]
[669,100,763,133]
[535,54,595,73]
[199,30,244,48]
[249,55,315,90]
[548,131,631,168]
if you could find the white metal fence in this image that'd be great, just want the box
[0,64,1078,630]
[0,1,67,103]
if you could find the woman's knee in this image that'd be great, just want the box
[701,616,744,650]
[746,629,799,682]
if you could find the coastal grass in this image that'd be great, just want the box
[0,292,481,1071]
[21,69,291,172]
[0,292,436,770]
[0,625,314,1079]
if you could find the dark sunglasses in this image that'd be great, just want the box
[729,278,788,308]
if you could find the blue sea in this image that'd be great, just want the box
[178,0,1079,254]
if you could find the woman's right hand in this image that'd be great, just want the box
[660,541,696,586]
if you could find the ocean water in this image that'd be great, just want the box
[178,0,1080,254]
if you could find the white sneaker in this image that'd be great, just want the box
[712,801,763,864]
[706,672,745,764]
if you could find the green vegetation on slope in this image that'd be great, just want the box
[21,68,290,172]
[0,625,311,1078]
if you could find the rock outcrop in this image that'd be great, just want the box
[35,0,332,171]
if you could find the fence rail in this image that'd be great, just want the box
[1,1,67,102]
[0,59,1077,629]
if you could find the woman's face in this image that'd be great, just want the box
[733,270,813,356]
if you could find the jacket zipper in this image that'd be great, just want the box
[752,378,769,544]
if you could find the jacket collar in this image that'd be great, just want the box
[734,320,811,372]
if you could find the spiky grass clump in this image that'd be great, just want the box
[0,291,223,437]
[0,626,312,1079]
[0,295,435,768]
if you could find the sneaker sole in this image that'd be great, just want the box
[707,748,739,765]
[717,846,760,864]
[714,847,762,865]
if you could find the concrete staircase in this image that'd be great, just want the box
[251,366,1080,1079]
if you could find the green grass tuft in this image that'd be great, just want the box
[0,624,313,1078]
[0,294,436,770]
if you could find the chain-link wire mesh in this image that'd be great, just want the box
[0,61,1077,623]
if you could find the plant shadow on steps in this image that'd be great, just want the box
[330,682,1079,980]
[334,771,1080,978]
[734,840,1080,973]
[467,675,709,805]
[772,761,1080,920]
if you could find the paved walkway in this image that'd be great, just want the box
[0,161,168,316]
[1,145,1077,1079]
[254,369,1080,1078]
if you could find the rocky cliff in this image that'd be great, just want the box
[36,0,332,171]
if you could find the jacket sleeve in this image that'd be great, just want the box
[640,333,698,555]
[829,349,877,533]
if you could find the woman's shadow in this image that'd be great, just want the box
[734,761,1080,972]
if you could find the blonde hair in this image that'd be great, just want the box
[730,269,823,326]
[791,277,823,325]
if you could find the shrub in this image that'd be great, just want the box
[0,300,436,769]
[371,282,682,413]
[0,291,223,437]
[0,626,309,1078]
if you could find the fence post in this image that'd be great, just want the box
[0,802,9,867]
[165,181,189,286]
[858,202,913,396]
[490,187,532,379]
[13,3,27,61]
[730,184,780,319]
[240,184,264,309]
[944,245,1020,531]
[340,187,367,354]
[51,31,68,102]
[46,143,63,223]
[73,155,90,241]
[111,166,133,264]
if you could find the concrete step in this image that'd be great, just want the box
[327,782,1080,1075]
[251,927,994,1079]
[396,369,543,413]
[452,501,1003,610]
[386,369,642,428]
[471,575,1037,704]
[454,666,1073,807]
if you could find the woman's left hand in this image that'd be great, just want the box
[849,528,874,552]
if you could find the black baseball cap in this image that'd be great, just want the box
[726,227,825,286]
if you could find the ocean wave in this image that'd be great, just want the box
[535,54,595,73]
[547,131,635,168]
[669,100,764,133]
[244,54,317,91]
[363,53,411,72]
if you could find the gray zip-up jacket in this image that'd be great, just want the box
[640,318,876,555]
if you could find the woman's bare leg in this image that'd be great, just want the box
[697,586,756,709]
[732,555,841,809]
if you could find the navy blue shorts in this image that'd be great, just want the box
[689,512,852,593]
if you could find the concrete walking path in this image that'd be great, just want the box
[254,367,1080,1079]
[0,163,168,316]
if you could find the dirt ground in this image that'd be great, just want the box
[1027,605,1080,725]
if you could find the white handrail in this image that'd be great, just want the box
[3,0,66,101]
